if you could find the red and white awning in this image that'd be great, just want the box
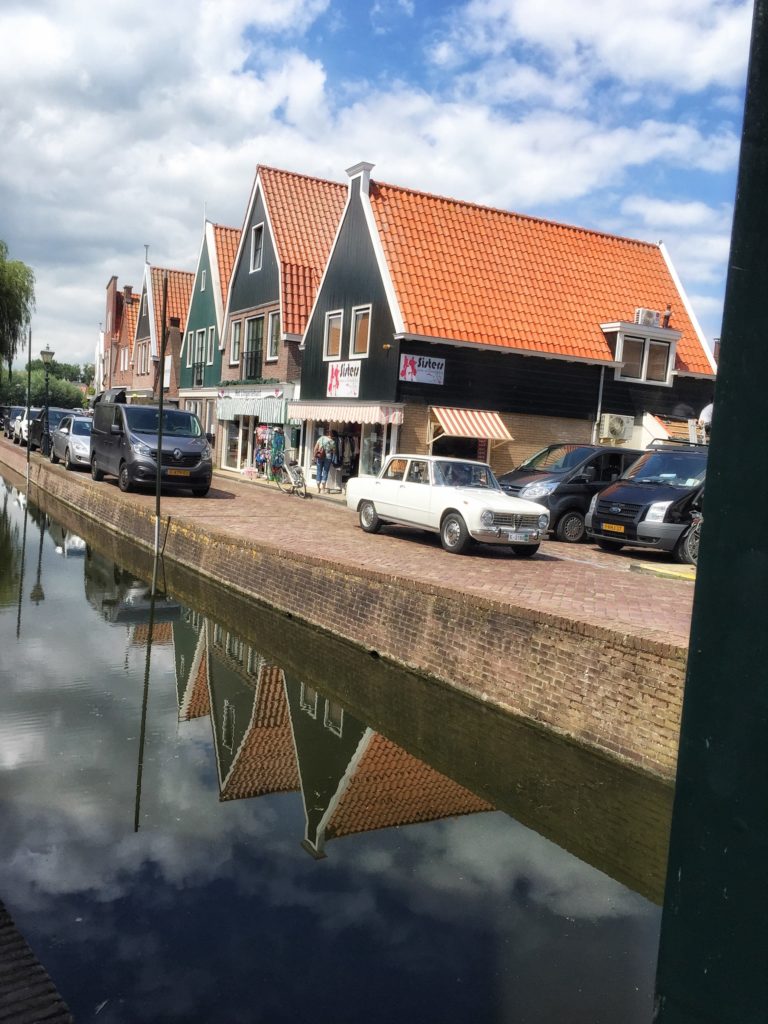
[430,406,512,442]
[287,401,403,425]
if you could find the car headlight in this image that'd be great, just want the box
[201,444,212,461]
[645,500,672,523]
[71,441,88,453]
[480,510,494,527]
[538,513,549,530]
[588,493,599,514]
[520,480,558,499]
[131,439,152,457]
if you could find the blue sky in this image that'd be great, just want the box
[0,0,754,365]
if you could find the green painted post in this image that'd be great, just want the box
[654,4,768,1022]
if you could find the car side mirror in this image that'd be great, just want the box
[206,432,215,445]
[110,423,122,435]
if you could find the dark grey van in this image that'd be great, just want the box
[91,403,213,496]
[498,443,643,542]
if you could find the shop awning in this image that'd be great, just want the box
[217,394,287,422]
[430,406,513,443]
[286,401,404,425]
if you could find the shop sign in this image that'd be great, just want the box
[399,354,445,385]
[327,360,361,398]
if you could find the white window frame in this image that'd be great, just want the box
[250,223,264,273]
[349,304,371,360]
[186,332,194,368]
[323,310,343,361]
[207,326,215,365]
[300,683,318,719]
[324,699,344,737]
[195,329,206,367]
[615,331,675,387]
[201,269,206,292]
[230,320,241,365]
[266,310,280,362]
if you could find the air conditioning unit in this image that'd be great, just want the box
[599,413,635,441]
[634,307,661,327]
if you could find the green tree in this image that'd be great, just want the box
[0,241,35,383]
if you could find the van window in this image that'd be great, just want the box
[623,449,706,488]
[520,444,596,472]
[122,407,202,437]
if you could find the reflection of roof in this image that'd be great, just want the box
[179,630,211,721]
[325,733,492,841]
[367,178,713,375]
[258,166,347,337]
[219,665,300,800]
[131,622,173,646]
[212,224,240,307]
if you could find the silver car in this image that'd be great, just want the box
[49,414,92,470]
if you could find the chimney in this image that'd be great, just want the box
[123,285,133,304]
[345,161,375,196]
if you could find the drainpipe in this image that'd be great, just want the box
[591,366,605,443]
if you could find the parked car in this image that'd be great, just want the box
[28,407,73,452]
[90,402,213,496]
[49,414,92,470]
[346,454,549,555]
[498,443,644,543]
[13,407,41,446]
[3,406,23,440]
[585,440,707,563]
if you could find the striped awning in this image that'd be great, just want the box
[286,401,403,425]
[216,394,287,422]
[431,406,512,442]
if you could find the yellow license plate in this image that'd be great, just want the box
[603,522,625,534]
[166,468,191,477]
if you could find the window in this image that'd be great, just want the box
[201,269,206,292]
[324,699,344,737]
[245,317,263,357]
[646,340,671,382]
[324,311,342,360]
[300,684,318,718]
[406,460,429,484]
[616,333,674,385]
[230,321,241,365]
[267,311,280,361]
[250,223,264,272]
[222,700,235,753]
[196,329,206,364]
[350,306,371,358]
[207,327,215,364]
[383,457,407,481]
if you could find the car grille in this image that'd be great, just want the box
[596,499,643,522]
[500,483,524,496]
[491,513,541,529]
[151,451,200,467]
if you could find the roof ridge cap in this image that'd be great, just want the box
[371,179,658,249]
[258,164,347,191]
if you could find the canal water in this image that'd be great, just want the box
[0,474,665,1023]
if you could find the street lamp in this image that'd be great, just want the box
[40,347,55,457]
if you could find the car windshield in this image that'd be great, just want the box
[623,449,707,487]
[123,407,202,437]
[47,410,67,428]
[518,444,595,473]
[434,461,500,489]
[72,419,92,436]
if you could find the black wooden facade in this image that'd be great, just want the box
[228,186,280,316]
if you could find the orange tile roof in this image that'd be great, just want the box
[258,166,347,337]
[368,180,713,375]
[122,294,139,357]
[325,733,493,841]
[180,646,211,721]
[219,666,300,801]
[149,266,194,342]
[131,622,173,646]
[212,224,240,307]
[653,414,699,442]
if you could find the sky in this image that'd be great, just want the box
[0,0,754,368]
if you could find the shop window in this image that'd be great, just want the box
[350,306,371,358]
[230,321,241,365]
[360,423,388,476]
[324,311,342,360]
[267,311,280,362]
[250,223,264,272]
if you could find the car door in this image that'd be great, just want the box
[369,457,408,518]
[397,459,433,526]
[54,417,71,459]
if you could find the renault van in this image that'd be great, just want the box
[498,443,643,542]
[91,403,213,496]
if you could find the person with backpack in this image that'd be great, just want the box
[313,428,336,492]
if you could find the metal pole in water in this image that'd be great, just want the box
[153,270,168,584]
[654,4,768,1021]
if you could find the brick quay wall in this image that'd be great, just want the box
[2,446,690,780]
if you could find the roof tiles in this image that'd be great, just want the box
[368,180,713,375]
[212,224,240,307]
[149,266,194,342]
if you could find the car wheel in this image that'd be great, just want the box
[91,457,104,482]
[359,500,382,533]
[191,485,210,497]
[118,463,132,492]
[596,539,624,552]
[64,447,74,471]
[511,544,539,557]
[50,445,59,464]
[440,512,470,554]
[555,510,586,543]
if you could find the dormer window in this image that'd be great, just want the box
[602,320,680,387]
[250,223,264,272]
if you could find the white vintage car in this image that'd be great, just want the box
[346,454,550,555]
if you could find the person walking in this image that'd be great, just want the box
[314,428,335,492]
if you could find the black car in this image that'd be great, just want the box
[3,405,23,440]
[28,407,73,452]
[498,443,643,542]
[585,440,707,562]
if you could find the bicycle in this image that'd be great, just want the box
[271,451,308,498]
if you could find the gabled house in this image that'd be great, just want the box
[217,166,347,472]
[178,222,239,436]
[131,264,194,403]
[99,276,137,392]
[289,162,717,477]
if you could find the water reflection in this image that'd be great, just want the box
[0,474,663,1024]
